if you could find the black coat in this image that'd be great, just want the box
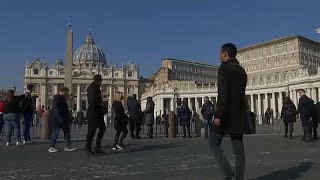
[313,103,320,128]
[298,95,314,127]
[112,100,128,131]
[201,101,215,121]
[127,98,141,120]
[51,94,70,128]
[215,58,247,134]
[178,104,191,125]
[87,82,103,122]
[281,103,297,123]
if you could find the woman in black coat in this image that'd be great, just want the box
[281,97,297,139]
[178,100,192,138]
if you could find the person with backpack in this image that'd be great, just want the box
[178,100,192,138]
[19,84,35,144]
[281,97,297,139]
[201,96,215,138]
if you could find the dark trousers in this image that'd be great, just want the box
[86,120,106,150]
[50,123,71,147]
[209,130,245,180]
[129,118,141,137]
[284,122,293,137]
[114,127,128,147]
[23,112,33,141]
[182,124,191,137]
[313,127,318,138]
[0,114,4,135]
[165,123,169,138]
[303,127,312,139]
[147,124,153,138]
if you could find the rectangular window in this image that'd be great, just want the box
[81,101,86,111]
[49,71,53,75]
[33,69,39,75]
[115,73,119,77]
[128,71,133,77]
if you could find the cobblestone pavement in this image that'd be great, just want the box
[0,135,319,180]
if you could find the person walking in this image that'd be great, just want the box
[280,97,297,139]
[298,89,315,141]
[127,94,142,139]
[0,100,5,137]
[312,103,319,139]
[85,75,107,155]
[264,108,271,124]
[210,43,247,180]
[144,97,155,139]
[4,89,23,146]
[48,87,76,153]
[112,92,128,150]
[201,96,215,138]
[19,84,35,144]
[178,100,192,138]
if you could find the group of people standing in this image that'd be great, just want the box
[280,89,319,141]
[0,85,36,146]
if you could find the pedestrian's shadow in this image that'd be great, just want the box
[93,143,181,156]
[249,162,314,180]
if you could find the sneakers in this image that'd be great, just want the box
[23,140,34,144]
[48,147,59,153]
[112,144,124,150]
[6,142,11,146]
[16,142,23,146]
[64,147,76,152]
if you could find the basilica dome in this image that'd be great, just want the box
[73,31,107,65]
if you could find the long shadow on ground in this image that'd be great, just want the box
[249,162,314,180]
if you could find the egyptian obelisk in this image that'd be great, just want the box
[64,19,73,110]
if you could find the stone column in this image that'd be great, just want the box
[307,88,312,97]
[250,94,254,112]
[271,92,276,114]
[188,98,191,108]
[293,90,297,107]
[195,97,199,112]
[201,97,205,107]
[76,84,81,112]
[278,92,283,117]
[109,85,113,108]
[263,93,268,112]
[160,98,164,115]
[257,94,262,124]
[54,84,58,94]
[312,88,317,102]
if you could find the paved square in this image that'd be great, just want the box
[0,135,319,180]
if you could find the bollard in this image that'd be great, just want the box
[40,110,49,140]
[168,111,176,138]
[195,113,203,137]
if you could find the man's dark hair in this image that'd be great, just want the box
[221,43,237,58]
[26,84,34,91]
[132,94,137,99]
[298,89,306,93]
[93,75,102,83]
[60,87,69,93]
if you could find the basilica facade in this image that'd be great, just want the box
[24,25,139,112]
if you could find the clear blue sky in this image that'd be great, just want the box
[1,0,320,92]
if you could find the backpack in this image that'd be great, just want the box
[205,103,215,116]
[284,105,294,119]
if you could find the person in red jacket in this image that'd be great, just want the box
[0,100,5,136]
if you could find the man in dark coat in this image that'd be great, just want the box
[313,102,320,139]
[201,96,215,138]
[178,100,192,138]
[127,94,142,139]
[210,43,247,180]
[19,84,35,144]
[298,89,314,141]
[49,87,76,153]
[85,75,106,155]
[112,92,128,150]
[144,97,155,139]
